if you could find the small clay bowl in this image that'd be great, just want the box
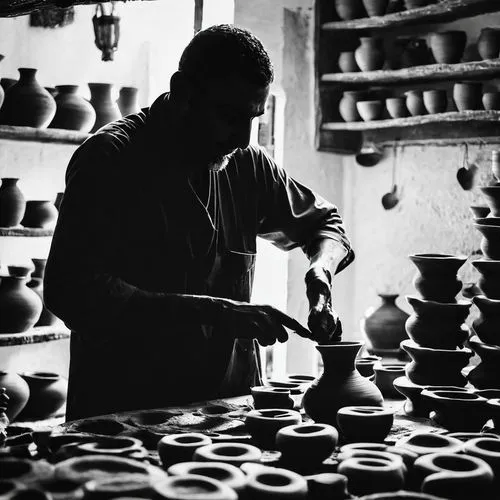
[21,200,58,229]
[193,443,262,465]
[386,97,409,119]
[470,205,491,219]
[245,408,301,449]
[357,100,384,121]
[305,473,349,500]
[251,386,294,410]
[356,355,382,378]
[396,432,463,457]
[463,437,500,482]
[483,91,500,111]
[337,406,394,443]
[244,465,308,500]
[157,433,212,468]
[153,475,237,500]
[423,89,448,114]
[373,363,406,399]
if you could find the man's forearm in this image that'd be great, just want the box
[307,238,349,279]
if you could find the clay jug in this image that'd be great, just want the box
[409,253,467,302]
[302,342,384,427]
[0,68,56,128]
[472,259,500,299]
[338,51,359,73]
[50,85,96,133]
[0,274,42,333]
[355,37,385,72]
[0,371,30,421]
[467,336,500,389]
[453,81,482,111]
[0,178,26,227]
[473,221,500,260]
[429,31,467,64]
[117,86,140,116]
[88,83,121,133]
[477,27,500,60]
[339,91,369,122]
[361,294,409,354]
[21,200,58,228]
[19,372,67,419]
[405,90,426,116]
[334,0,365,20]
[472,295,500,346]
[362,0,389,17]
[27,258,58,327]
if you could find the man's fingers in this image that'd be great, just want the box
[270,308,311,338]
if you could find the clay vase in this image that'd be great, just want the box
[423,90,448,114]
[467,336,500,389]
[472,259,500,299]
[302,342,384,427]
[336,406,394,443]
[409,253,467,303]
[0,68,56,128]
[154,475,237,500]
[473,220,500,259]
[483,91,500,111]
[356,355,382,377]
[0,178,26,227]
[373,363,406,398]
[479,186,500,217]
[355,37,385,72]
[0,371,30,421]
[405,90,426,116]
[49,85,96,133]
[361,294,410,355]
[27,258,58,327]
[338,51,359,73]
[386,97,409,118]
[0,274,42,333]
[429,31,467,64]
[362,0,389,17]
[88,83,121,133]
[157,433,212,468]
[334,0,365,20]
[477,27,500,60]
[21,200,58,228]
[117,86,140,116]
[339,91,369,122]
[401,339,472,387]
[19,372,67,419]
[453,81,483,111]
[472,295,500,346]
[251,386,294,410]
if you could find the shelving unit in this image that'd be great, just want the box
[0,125,90,145]
[0,227,55,237]
[0,326,70,347]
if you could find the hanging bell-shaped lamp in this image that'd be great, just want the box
[93,2,120,61]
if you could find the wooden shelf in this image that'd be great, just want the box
[322,0,500,33]
[0,125,90,145]
[0,227,54,237]
[0,326,70,347]
[321,59,500,88]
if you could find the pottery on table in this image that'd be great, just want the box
[470,205,490,219]
[27,258,58,327]
[334,0,366,20]
[483,91,500,110]
[337,406,394,443]
[479,186,500,217]
[302,342,384,427]
[429,31,467,64]
[339,91,370,122]
[423,90,447,114]
[88,83,121,133]
[356,355,382,377]
[396,432,463,458]
[338,51,359,73]
[373,363,406,398]
[157,433,212,468]
[453,81,483,111]
[83,477,154,499]
[357,100,383,121]
[21,200,58,229]
[0,371,30,421]
[74,436,146,461]
[117,86,140,116]
[305,473,349,500]
[405,90,426,116]
[251,386,294,410]
[0,78,17,94]
[0,458,53,485]
[193,443,262,465]
[386,97,409,118]
[472,295,500,345]
[0,68,56,128]
[464,437,500,484]
[473,219,500,259]
[244,465,308,500]
[0,178,26,227]
[472,259,500,299]
[155,475,237,500]
[477,27,500,60]
[467,336,500,389]
[355,37,385,72]
[362,0,389,17]
[49,85,96,133]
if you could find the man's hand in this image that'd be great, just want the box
[305,266,342,344]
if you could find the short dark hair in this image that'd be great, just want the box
[179,24,274,87]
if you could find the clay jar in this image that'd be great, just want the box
[393,376,429,417]
[49,85,96,133]
[467,336,500,389]
[483,91,500,111]
[244,408,301,449]
[338,51,359,73]
[401,340,472,387]
[0,68,56,128]
[154,475,236,500]
[21,200,58,229]
[337,406,394,443]
[373,363,406,398]
[356,355,382,377]
[28,258,58,327]
[302,342,384,427]
[251,386,294,410]
[453,81,483,111]
[386,97,409,118]
[88,83,121,133]
[362,0,389,17]
[339,91,369,122]
[472,295,500,345]
[19,372,67,419]
[306,473,349,500]
[423,90,447,114]
[157,433,212,468]
[357,100,383,121]
[361,293,409,355]
[244,465,308,500]
[117,86,140,116]
[355,37,385,72]
[276,423,338,466]
[405,90,426,116]
[0,178,26,227]
[472,259,500,299]
[464,437,500,484]
[479,186,500,217]
[429,31,467,64]
[193,443,262,465]
[334,0,365,20]
[473,218,500,259]
[477,27,500,60]
[0,371,30,421]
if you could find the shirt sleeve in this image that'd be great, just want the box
[255,147,355,274]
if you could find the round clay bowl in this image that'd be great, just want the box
[193,443,262,465]
[423,89,448,114]
[470,205,491,218]
[75,436,145,458]
[83,477,154,499]
[0,458,53,485]
[357,100,383,121]
[157,433,212,468]
[483,91,500,111]
[386,97,409,118]
[463,437,500,481]
[153,475,237,500]
[396,432,463,457]
[429,31,467,64]
[453,81,483,111]
[244,465,308,500]
[251,386,294,410]
[373,364,406,398]
[337,406,394,443]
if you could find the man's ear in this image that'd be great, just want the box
[170,71,194,106]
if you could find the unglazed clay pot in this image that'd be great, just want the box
[0,68,56,128]
[356,355,382,377]
[467,336,500,389]
[373,363,406,398]
[19,372,67,419]
[405,90,426,116]
[470,205,490,219]
[362,0,389,17]
[464,437,500,484]
[483,91,500,110]
[477,27,500,60]
[244,465,308,500]
[473,219,500,259]
[50,85,96,132]
[405,296,470,349]
[339,91,369,122]
[337,406,394,443]
[117,86,140,116]
[74,436,146,460]
[0,178,26,227]
[396,432,463,458]
[251,386,294,410]
[393,376,428,417]
[386,97,409,118]
[83,477,153,499]
[472,259,500,299]
[154,475,237,500]
[361,294,409,355]
[193,443,262,465]
[423,90,448,114]
[472,295,500,346]
[401,340,472,387]
[88,83,121,133]
[453,81,483,111]
[305,473,349,500]
[21,200,58,228]
[157,433,212,468]
[27,258,58,327]
[357,100,383,121]
[0,78,17,94]
[429,31,467,64]
[334,0,365,20]
[302,342,384,427]
[479,186,500,217]
[338,51,359,73]
[355,37,385,72]
[0,371,30,421]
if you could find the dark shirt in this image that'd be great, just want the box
[44,93,354,420]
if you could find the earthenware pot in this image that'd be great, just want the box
[0,458,54,485]
[357,100,383,121]
[27,258,58,327]
[386,97,409,118]
[0,68,56,128]
[472,259,500,299]
[0,178,26,227]
[1,78,17,94]
[276,423,338,466]
[483,91,500,111]
[245,408,301,449]
[447,432,500,442]
[0,371,30,421]
[479,186,500,217]
[49,85,96,132]
[453,81,483,111]
[467,336,500,389]
[21,200,58,228]
[251,386,294,410]
[74,436,146,461]
[464,437,500,484]
[475,220,500,259]
[405,90,426,116]
[88,83,121,133]
[193,443,262,465]
[470,205,490,219]
[155,475,237,500]
[477,27,500,60]
[373,363,406,398]
[19,372,67,419]
[116,86,140,117]
[471,295,500,345]
[396,432,463,458]
[305,473,349,500]
[303,342,384,427]
[393,376,428,417]
[362,0,389,17]
[83,476,154,499]
[401,340,472,387]
[355,37,385,72]
[338,51,359,73]
[337,406,394,443]
[429,31,467,64]
[356,355,382,377]
[423,90,448,114]
[244,465,308,500]
[157,433,212,468]
[335,0,365,20]
[361,294,409,355]
[339,91,369,122]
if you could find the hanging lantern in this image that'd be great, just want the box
[92,2,120,62]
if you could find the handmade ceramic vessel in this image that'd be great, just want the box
[49,85,96,133]
[373,363,406,398]
[74,436,146,461]
[423,90,447,114]
[355,38,385,72]
[356,355,382,377]
[334,0,365,20]
[405,90,426,116]
[464,437,500,484]
[429,31,467,64]
[357,100,383,121]
[479,186,500,217]
[362,0,389,17]
[393,376,428,417]
[153,475,237,500]
[19,372,67,419]
[117,86,140,116]
[0,178,26,227]
[472,259,500,299]
[193,443,262,465]
[21,200,58,228]
[386,97,409,118]
[467,336,500,389]
[483,91,500,111]
[303,342,384,427]
[251,386,294,410]
[396,432,463,458]
[27,258,57,327]
[338,51,359,73]
[0,458,53,485]
[471,295,500,345]
[477,27,500,60]
[157,433,212,468]
[474,220,500,260]
[306,473,349,500]
[453,81,483,111]
[339,91,370,122]
[0,371,30,421]
[337,406,394,443]
[88,83,121,132]
[244,465,308,500]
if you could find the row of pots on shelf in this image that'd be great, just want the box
[0,67,139,133]
[339,82,498,123]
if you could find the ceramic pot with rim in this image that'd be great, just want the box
[0,178,26,227]
[251,386,294,410]
[477,27,500,60]
[88,83,121,133]
[49,85,96,133]
[193,443,262,465]
[0,78,17,94]
[356,355,382,377]
[83,477,154,499]
[479,186,500,217]
[373,363,406,398]
[357,100,383,121]
[467,336,500,389]
[0,371,30,421]
[72,436,147,461]
[472,259,500,299]
[355,37,385,72]
[154,475,237,500]
[429,31,467,64]
[483,91,500,110]
[27,258,58,327]
[338,51,359,73]
[473,219,500,259]
[334,0,366,20]
[302,342,384,427]
[362,0,389,17]
[405,90,426,116]
[471,295,500,346]
[336,406,394,443]
[117,86,140,116]
[306,473,349,500]
[453,81,483,111]
[464,437,500,485]
[386,97,409,118]
[423,90,448,114]
[339,90,370,122]
[21,200,58,229]
[157,433,212,468]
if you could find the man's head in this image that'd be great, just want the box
[170,25,274,172]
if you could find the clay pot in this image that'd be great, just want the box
[251,386,294,410]
[244,465,308,500]
[337,406,394,443]
[413,453,494,499]
[276,423,338,466]
[117,86,140,116]
[356,355,382,377]
[401,339,472,387]
[362,0,389,17]
[21,200,58,229]
[0,458,53,485]
[339,91,369,122]
[405,90,426,116]
[244,408,301,449]
[396,432,463,458]
[305,473,349,500]
[49,85,96,133]
[357,100,383,121]
[479,186,500,217]
[0,178,26,227]
[74,436,146,460]
[1,78,17,93]
[423,90,447,114]
[337,448,405,470]
[467,336,500,389]
[483,91,500,110]
[193,443,262,465]
[0,68,56,128]
[386,97,409,118]
[470,205,490,218]
[88,83,121,133]
[453,81,483,111]
[361,294,409,355]
[338,51,359,73]
[472,259,500,299]
[157,433,212,468]
[477,27,500,60]
[429,31,467,64]
[393,376,427,417]
[405,296,470,349]
[153,475,237,500]
[83,477,153,499]
[0,274,42,333]
[27,258,57,327]
[464,437,500,484]
[473,219,500,259]
[471,295,500,346]
[18,372,67,419]
[355,37,385,72]
[302,342,384,427]
[334,0,365,20]
[0,371,30,421]
[373,363,406,398]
